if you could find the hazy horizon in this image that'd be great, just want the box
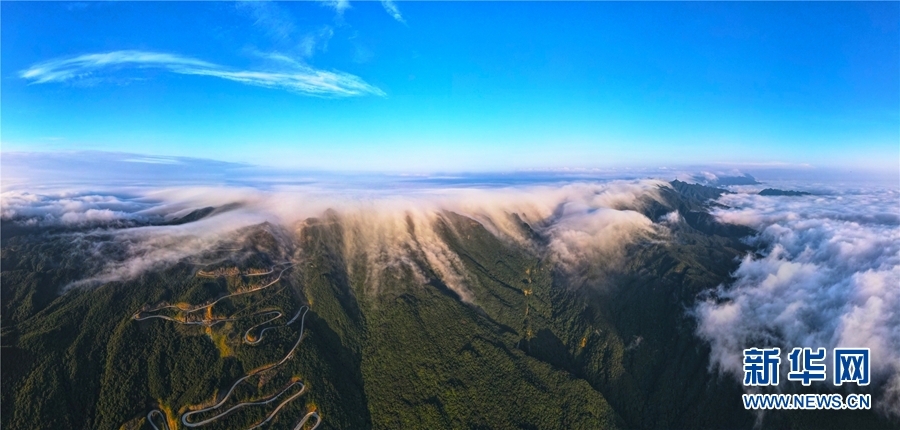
[2,150,897,193]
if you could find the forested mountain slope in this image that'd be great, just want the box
[2,182,894,429]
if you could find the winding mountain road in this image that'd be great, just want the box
[132,264,292,325]
[147,409,170,430]
[180,306,310,428]
[244,308,304,345]
[136,261,322,429]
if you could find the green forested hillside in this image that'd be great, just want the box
[2,183,896,429]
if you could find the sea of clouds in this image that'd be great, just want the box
[696,185,900,416]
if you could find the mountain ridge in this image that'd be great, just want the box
[2,182,895,429]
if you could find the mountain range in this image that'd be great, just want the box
[1,181,894,429]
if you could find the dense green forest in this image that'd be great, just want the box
[2,182,896,429]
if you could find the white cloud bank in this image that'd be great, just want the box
[1,192,155,226]
[1,180,667,303]
[695,188,900,417]
[19,50,384,97]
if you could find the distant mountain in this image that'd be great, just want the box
[758,188,811,196]
[164,203,245,225]
[710,173,761,186]
[687,173,761,187]
[669,179,732,201]
[163,206,215,225]
[1,184,894,430]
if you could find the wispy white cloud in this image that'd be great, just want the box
[237,1,296,43]
[180,66,384,97]
[122,157,182,165]
[298,26,335,58]
[19,51,215,84]
[319,0,350,16]
[19,50,384,97]
[238,2,333,59]
[381,0,405,23]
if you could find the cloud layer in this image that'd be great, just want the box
[1,180,667,302]
[19,50,384,97]
[1,192,154,226]
[695,188,900,416]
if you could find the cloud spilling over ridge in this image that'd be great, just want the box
[1,181,667,301]
[336,207,478,302]
[19,50,384,97]
[328,181,665,300]
[695,188,900,416]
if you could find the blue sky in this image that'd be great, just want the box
[2,1,898,175]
